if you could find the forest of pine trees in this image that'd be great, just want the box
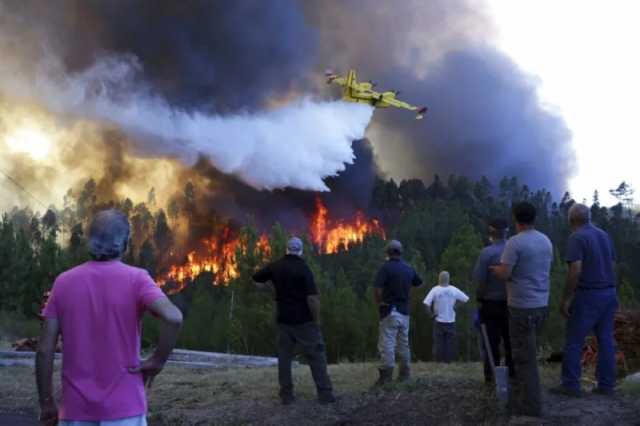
[1,175,639,363]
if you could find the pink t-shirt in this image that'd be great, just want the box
[43,260,165,421]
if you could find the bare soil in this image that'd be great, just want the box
[1,362,638,425]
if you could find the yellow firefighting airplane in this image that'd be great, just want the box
[325,69,427,120]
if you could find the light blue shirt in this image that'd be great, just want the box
[501,229,553,308]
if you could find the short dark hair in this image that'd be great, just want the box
[488,218,508,239]
[512,202,536,225]
[488,218,508,231]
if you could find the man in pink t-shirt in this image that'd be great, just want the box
[36,209,183,426]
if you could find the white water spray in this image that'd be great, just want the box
[0,51,373,191]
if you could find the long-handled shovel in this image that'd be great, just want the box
[480,323,509,408]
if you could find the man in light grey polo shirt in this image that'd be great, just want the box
[492,201,553,417]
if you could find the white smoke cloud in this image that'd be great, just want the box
[0,50,373,191]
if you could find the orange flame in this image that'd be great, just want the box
[157,227,271,293]
[310,196,385,254]
[158,198,385,292]
[256,234,272,257]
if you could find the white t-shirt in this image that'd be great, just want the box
[423,285,469,323]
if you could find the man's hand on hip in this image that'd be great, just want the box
[129,356,165,389]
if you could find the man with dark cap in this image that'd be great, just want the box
[473,218,514,383]
[253,237,335,405]
[37,209,183,426]
[373,239,424,385]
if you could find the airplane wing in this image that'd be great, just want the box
[382,96,428,119]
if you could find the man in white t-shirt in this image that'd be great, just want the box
[424,271,469,362]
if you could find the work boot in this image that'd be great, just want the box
[280,394,295,405]
[397,365,411,382]
[318,391,337,405]
[592,387,615,396]
[373,367,394,387]
[549,384,583,398]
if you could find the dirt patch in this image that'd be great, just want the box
[1,363,638,425]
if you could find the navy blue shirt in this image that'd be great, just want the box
[473,240,507,301]
[374,258,423,315]
[566,223,617,289]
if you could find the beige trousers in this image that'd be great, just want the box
[378,311,411,369]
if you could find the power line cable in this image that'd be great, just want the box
[0,168,48,209]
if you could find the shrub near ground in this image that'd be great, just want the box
[0,311,40,348]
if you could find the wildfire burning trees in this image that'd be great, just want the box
[157,197,385,292]
[157,228,272,293]
[310,196,385,254]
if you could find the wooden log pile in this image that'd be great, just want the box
[582,309,640,373]
[11,337,62,352]
[615,310,640,370]
[11,337,39,352]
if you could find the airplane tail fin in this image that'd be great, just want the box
[324,69,338,84]
[416,106,428,120]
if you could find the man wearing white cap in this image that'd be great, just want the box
[424,271,469,362]
[253,237,335,405]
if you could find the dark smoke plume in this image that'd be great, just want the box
[303,0,575,195]
[9,0,316,112]
[371,49,575,194]
[187,138,379,233]
[1,0,576,213]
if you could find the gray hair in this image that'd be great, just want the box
[568,203,591,225]
[438,271,450,285]
[88,209,130,261]
[286,236,303,256]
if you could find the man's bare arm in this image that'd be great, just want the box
[146,297,183,361]
[307,295,321,324]
[129,297,182,387]
[254,281,275,293]
[490,264,513,281]
[373,287,383,306]
[560,261,582,318]
[424,303,434,317]
[36,319,60,425]
[563,261,582,299]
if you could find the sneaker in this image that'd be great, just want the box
[549,385,582,397]
[280,394,295,405]
[318,393,337,405]
[592,387,615,396]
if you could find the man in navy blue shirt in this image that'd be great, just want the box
[373,240,423,385]
[552,203,618,397]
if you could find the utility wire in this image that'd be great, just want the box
[0,168,48,210]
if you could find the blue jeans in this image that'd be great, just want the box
[561,287,618,391]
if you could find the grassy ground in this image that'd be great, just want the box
[1,362,639,425]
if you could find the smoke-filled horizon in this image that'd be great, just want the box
[0,0,575,215]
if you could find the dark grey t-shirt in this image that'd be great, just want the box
[473,241,507,301]
[501,229,553,309]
